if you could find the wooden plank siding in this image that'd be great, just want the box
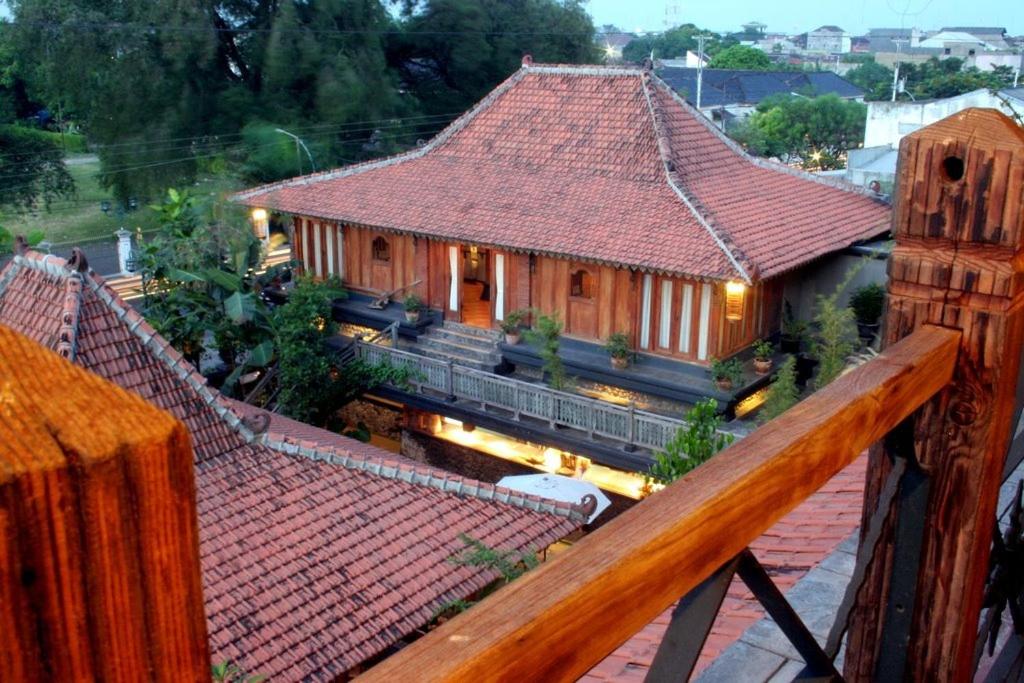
[289,221,779,362]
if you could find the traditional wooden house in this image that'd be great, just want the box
[236,60,890,366]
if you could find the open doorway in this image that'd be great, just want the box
[461,246,491,328]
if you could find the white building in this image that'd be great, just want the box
[806,26,851,55]
[847,89,1024,190]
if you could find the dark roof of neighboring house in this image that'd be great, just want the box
[811,25,845,34]
[236,63,888,283]
[941,26,1006,35]
[0,251,583,680]
[659,67,865,108]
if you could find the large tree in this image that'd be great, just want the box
[730,94,866,170]
[707,44,772,70]
[387,0,599,116]
[621,24,734,64]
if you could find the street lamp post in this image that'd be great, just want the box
[275,128,316,175]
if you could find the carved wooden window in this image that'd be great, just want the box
[372,236,390,262]
[570,269,595,299]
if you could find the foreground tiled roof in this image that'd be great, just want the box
[0,251,583,680]
[584,454,866,681]
[236,63,889,282]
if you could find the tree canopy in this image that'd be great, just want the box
[621,24,734,64]
[730,94,867,170]
[707,44,773,70]
[845,56,1015,102]
[6,0,597,199]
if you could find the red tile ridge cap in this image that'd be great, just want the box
[650,73,892,206]
[640,72,754,284]
[232,66,531,205]
[262,431,589,524]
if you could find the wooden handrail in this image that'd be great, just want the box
[360,324,960,682]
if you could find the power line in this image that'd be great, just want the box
[8,20,661,37]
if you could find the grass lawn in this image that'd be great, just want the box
[0,154,245,246]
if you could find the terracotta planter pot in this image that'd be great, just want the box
[715,378,734,391]
[504,332,521,345]
[753,358,773,375]
[405,310,420,323]
[610,355,628,370]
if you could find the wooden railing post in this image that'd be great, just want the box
[0,325,210,681]
[846,109,1024,682]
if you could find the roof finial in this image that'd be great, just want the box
[521,54,533,68]
[68,247,89,273]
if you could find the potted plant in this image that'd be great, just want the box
[605,332,631,370]
[780,300,807,354]
[403,293,423,323]
[500,309,527,344]
[710,357,744,391]
[752,339,774,374]
[850,282,885,341]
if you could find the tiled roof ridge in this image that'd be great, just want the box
[56,268,84,361]
[651,74,890,205]
[640,72,754,284]
[6,251,587,524]
[260,431,589,524]
[232,67,531,203]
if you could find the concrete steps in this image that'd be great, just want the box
[413,321,502,371]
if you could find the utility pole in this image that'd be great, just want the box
[696,34,708,111]
[891,39,905,102]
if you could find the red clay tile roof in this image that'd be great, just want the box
[0,252,583,680]
[236,63,890,282]
[583,454,866,681]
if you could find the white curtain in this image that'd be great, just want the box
[679,283,694,353]
[312,222,323,278]
[698,284,712,361]
[640,274,653,349]
[658,280,673,349]
[448,246,459,311]
[495,253,506,321]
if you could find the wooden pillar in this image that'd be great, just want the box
[846,110,1024,681]
[0,325,210,681]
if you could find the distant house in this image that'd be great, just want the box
[847,88,1024,190]
[658,67,864,120]
[806,25,851,54]
[237,61,888,371]
[939,26,1010,49]
[0,250,584,679]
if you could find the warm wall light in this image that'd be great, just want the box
[251,208,270,241]
[725,281,746,321]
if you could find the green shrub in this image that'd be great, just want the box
[849,282,886,324]
[500,308,527,334]
[525,311,568,390]
[710,357,744,385]
[605,332,630,359]
[759,355,799,424]
[647,399,734,485]
[752,339,773,361]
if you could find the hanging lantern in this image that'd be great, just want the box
[251,208,269,242]
[725,281,746,321]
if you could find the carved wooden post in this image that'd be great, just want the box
[846,110,1024,681]
[0,325,210,681]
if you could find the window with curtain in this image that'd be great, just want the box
[570,269,595,299]
[372,236,390,262]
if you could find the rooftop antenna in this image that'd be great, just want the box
[891,39,905,102]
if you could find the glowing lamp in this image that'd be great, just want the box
[725,281,746,321]
[251,208,270,242]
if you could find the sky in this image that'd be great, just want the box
[587,0,1023,37]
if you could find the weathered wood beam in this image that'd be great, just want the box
[361,323,959,683]
[846,108,1024,682]
[0,324,209,681]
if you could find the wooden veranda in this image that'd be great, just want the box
[3,108,1023,681]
